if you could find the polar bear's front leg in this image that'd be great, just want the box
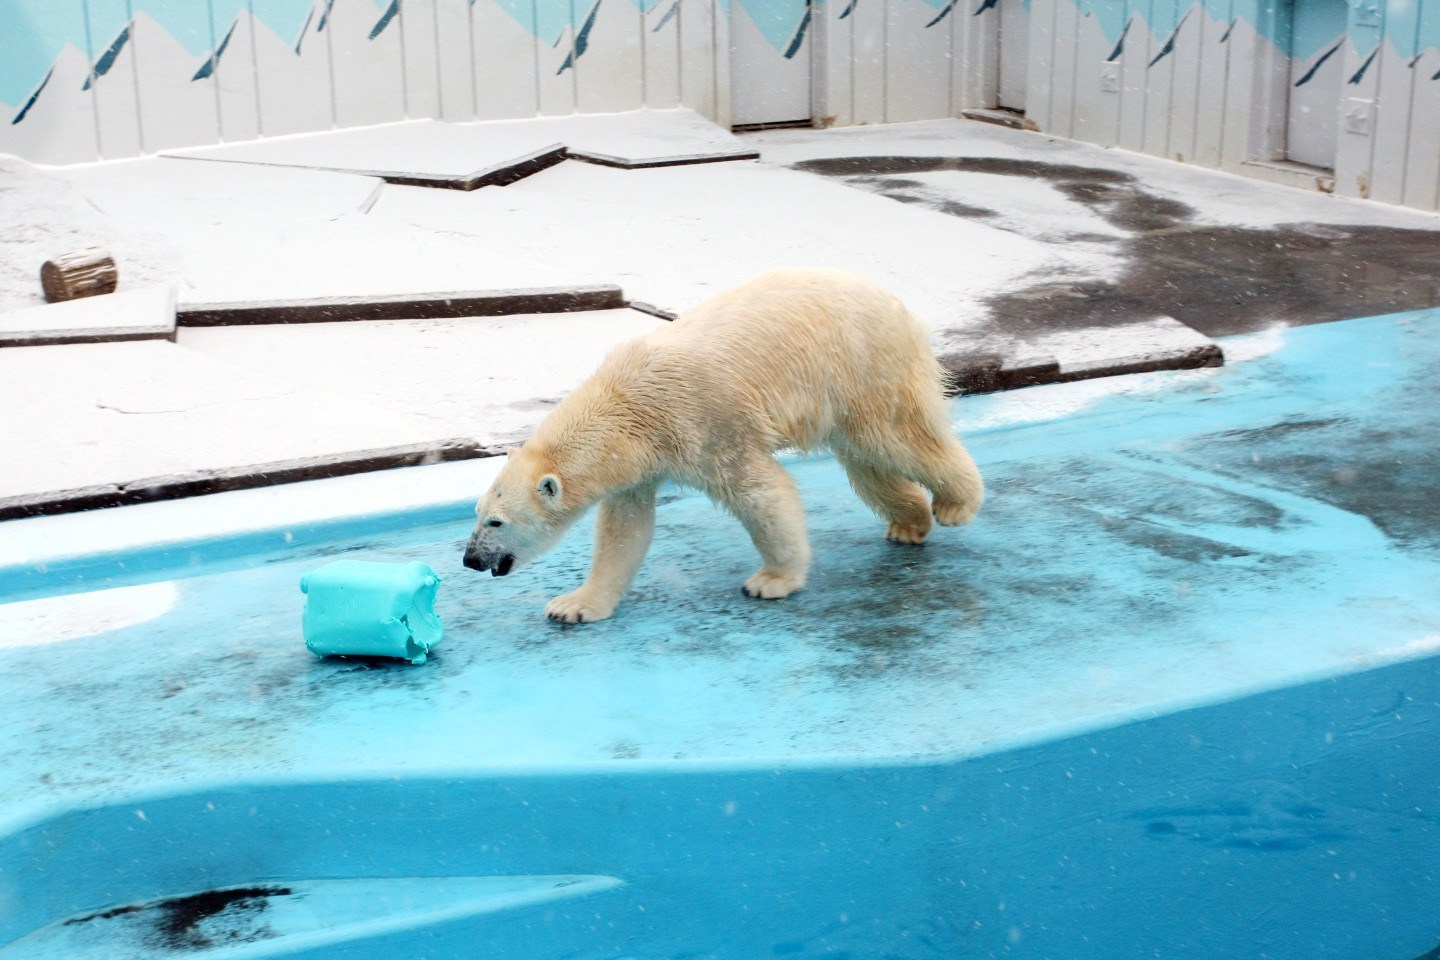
[729,458,812,600]
[546,482,658,624]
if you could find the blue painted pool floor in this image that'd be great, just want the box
[1,310,1438,958]
[3,309,1440,809]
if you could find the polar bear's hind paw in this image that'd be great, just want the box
[743,569,805,600]
[886,520,930,544]
[933,499,980,527]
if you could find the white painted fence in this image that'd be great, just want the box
[3,0,1438,211]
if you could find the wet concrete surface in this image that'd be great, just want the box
[4,309,1440,958]
[5,310,1440,811]
[792,156,1440,337]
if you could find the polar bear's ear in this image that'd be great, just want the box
[537,474,562,502]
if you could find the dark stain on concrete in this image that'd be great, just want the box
[1189,421,1440,548]
[1007,224,1440,338]
[793,155,1196,234]
[63,886,291,951]
[791,155,1440,337]
[1109,522,1255,564]
[151,886,290,950]
[64,904,143,925]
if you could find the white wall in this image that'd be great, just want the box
[0,0,722,165]
[4,0,1438,212]
[1013,0,1440,211]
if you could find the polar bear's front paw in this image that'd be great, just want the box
[545,590,617,624]
[742,568,805,600]
[886,519,930,544]
[933,499,980,527]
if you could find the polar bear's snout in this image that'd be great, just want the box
[463,545,515,576]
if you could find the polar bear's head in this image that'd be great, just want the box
[462,447,581,577]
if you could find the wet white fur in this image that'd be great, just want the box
[468,267,985,623]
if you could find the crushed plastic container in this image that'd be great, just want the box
[300,560,443,664]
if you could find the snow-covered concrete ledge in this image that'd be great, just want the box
[0,286,175,347]
[0,352,1224,597]
[0,309,1223,524]
[176,286,626,326]
[161,110,759,188]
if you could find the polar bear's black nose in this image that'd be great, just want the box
[462,549,488,572]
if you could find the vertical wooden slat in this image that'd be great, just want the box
[1167,0,1203,160]
[1332,0,1383,198]
[472,0,541,119]
[400,0,443,117]
[1071,1,1121,146]
[1141,0,1177,156]
[1218,5,1254,168]
[576,0,646,111]
[252,0,335,137]
[643,0,682,108]
[953,0,999,111]
[1401,45,1440,210]
[1367,0,1419,203]
[86,0,145,158]
[676,0,717,119]
[1241,0,1289,164]
[849,0,888,121]
[328,0,406,127]
[1047,0,1079,135]
[1024,0,1057,129]
[712,0,731,124]
[1193,0,1232,166]
[1117,4,1149,149]
[131,4,221,152]
[817,0,855,124]
[536,0,579,114]
[434,0,477,119]
[211,4,263,143]
[1405,0,1440,209]
[885,0,952,121]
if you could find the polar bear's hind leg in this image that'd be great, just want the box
[914,429,984,527]
[838,400,984,530]
[836,452,934,544]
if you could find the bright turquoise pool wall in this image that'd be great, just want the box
[3,654,1435,958]
[2,0,1436,210]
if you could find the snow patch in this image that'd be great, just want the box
[1218,324,1291,364]
[0,581,178,647]
[0,158,179,315]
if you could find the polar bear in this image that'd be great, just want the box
[462,267,984,623]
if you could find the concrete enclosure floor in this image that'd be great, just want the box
[3,113,1439,517]
[1,311,1438,959]
[2,110,1439,959]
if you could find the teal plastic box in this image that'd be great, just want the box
[300,560,444,664]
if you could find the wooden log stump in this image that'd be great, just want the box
[40,247,118,303]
